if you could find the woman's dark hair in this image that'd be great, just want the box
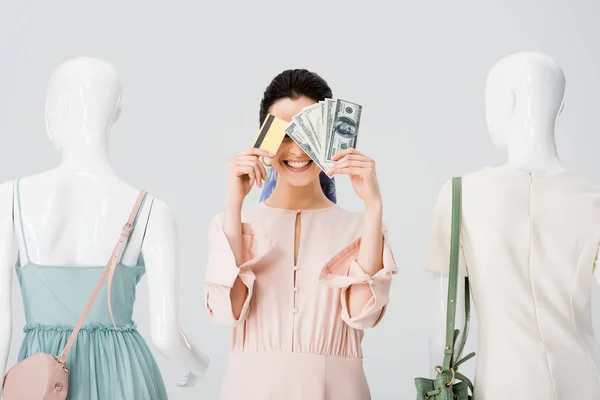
[259,69,332,125]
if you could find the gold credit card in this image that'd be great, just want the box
[253,114,288,154]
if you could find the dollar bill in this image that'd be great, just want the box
[285,121,327,172]
[293,114,321,153]
[318,102,327,163]
[319,101,326,132]
[324,99,362,163]
[323,99,336,169]
[302,104,323,150]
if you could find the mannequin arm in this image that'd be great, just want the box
[429,271,466,377]
[0,181,16,379]
[142,199,208,386]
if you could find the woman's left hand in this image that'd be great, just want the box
[327,148,382,207]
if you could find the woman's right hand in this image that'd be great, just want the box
[227,147,274,205]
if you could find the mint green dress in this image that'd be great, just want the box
[13,182,168,400]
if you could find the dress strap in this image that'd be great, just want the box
[118,192,149,263]
[14,179,30,264]
[139,196,155,251]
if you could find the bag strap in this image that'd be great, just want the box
[442,177,465,371]
[107,193,148,329]
[57,191,147,364]
[454,276,472,365]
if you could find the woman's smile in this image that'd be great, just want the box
[283,159,313,172]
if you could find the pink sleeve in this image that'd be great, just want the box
[204,213,275,327]
[318,227,397,330]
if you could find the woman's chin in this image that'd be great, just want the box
[276,169,321,188]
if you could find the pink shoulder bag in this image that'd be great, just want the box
[1,192,147,400]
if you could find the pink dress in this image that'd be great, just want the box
[205,203,397,400]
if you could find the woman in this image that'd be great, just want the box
[205,69,397,400]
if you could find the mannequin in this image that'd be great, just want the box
[427,51,600,398]
[0,57,208,386]
[429,52,566,370]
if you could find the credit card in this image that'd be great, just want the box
[253,114,288,155]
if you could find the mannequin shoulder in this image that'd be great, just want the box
[144,195,177,229]
[431,169,491,206]
[0,180,15,222]
[0,180,14,200]
[558,173,600,213]
[432,178,454,207]
[429,177,467,221]
[566,172,600,193]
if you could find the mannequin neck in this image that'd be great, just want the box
[264,177,332,210]
[504,121,564,173]
[57,129,115,176]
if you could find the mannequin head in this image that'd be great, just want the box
[485,51,565,151]
[259,69,332,189]
[45,57,122,150]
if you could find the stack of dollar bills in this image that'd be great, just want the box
[284,98,362,173]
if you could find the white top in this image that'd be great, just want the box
[426,166,600,400]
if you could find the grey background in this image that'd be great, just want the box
[1,0,600,398]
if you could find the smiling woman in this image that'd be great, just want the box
[264,97,327,190]
[258,73,337,205]
[204,69,397,400]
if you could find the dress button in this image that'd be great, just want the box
[293,266,299,271]
[293,287,299,292]
[368,279,374,285]
[293,308,298,313]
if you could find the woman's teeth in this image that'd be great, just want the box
[287,160,311,169]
